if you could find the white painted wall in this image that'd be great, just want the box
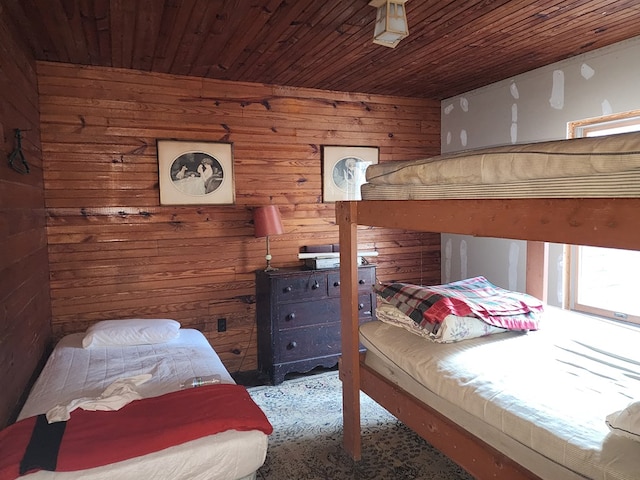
[440,35,640,302]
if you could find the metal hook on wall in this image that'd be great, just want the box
[8,129,30,174]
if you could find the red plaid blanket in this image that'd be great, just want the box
[0,384,272,479]
[374,276,543,330]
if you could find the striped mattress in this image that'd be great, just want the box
[362,131,640,200]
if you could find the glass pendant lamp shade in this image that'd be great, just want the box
[369,0,409,48]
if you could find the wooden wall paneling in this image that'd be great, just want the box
[205,296,259,372]
[185,1,243,77]
[0,12,51,427]
[224,1,308,81]
[256,2,365,86]
[37,61,441,376]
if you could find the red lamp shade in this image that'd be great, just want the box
[253,205,284,238]
[253,205,284,271]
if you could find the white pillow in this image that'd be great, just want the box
[606,401,640,442]
[375,297,508,343]
[82,319,181,348]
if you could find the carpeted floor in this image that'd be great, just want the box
[248,371,474,480]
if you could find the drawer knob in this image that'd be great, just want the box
[286,313,296,321]
[358,303,365,310]
[311,281,320,290]
[333,281,340,287]
[287,341,297,350]
[284,286,292,293]
[359,279,366,285]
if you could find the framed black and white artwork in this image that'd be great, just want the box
[157,139,235,205]
[322,145,379,202]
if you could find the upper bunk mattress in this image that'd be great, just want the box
[362,131,640,199]
[359,306,640,480]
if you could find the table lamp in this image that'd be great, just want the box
[253,205,284,271]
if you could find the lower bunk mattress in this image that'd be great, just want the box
[359,306,640,480]
[4,329,270,480]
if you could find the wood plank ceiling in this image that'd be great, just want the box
[4,0,640,99]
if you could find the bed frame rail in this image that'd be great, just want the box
[357,360,541,480]
[345,198,640,250]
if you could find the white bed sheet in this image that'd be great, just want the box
[359,307,640,480]
[18,329,268,480]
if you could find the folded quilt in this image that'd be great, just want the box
[0,384,273,480]
[374,276,543,331]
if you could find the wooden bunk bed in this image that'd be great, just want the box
[336,132,640,480]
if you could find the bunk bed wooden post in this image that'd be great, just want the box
[336,200,362,460]
[525,241,549,302]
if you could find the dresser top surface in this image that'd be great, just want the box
[255,265,374,278]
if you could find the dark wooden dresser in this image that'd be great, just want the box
[255,265,376,385]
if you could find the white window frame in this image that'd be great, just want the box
[566,110,640,326]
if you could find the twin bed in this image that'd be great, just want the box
[337,131,640,480]
[1,319,271,480]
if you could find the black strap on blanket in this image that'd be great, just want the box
[19,414,66,474]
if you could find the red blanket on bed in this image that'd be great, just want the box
[0,384,272,479]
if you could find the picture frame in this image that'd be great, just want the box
[157,139,235,205]
[322,145,379,202]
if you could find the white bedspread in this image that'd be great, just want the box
[17,329,267,480]
[359,307,640,480]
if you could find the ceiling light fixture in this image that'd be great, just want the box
[369,0,409,48]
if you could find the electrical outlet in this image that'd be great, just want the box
[217,318,227,332]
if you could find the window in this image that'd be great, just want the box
[566,110,640,326]
[572,245,640,324]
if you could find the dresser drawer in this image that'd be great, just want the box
[276,293,373,330]
[327,266,376,297]
[276,323,341,363]
[274,273,327,301]
[277,297,340,329]
[357,292,375,319]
